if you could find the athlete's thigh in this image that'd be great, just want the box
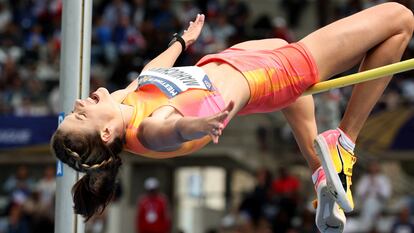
[300,2,413,81]
[231,38,288,50]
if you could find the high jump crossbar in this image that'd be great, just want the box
[303,58,414,95]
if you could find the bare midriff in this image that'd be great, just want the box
[199,62,250,119]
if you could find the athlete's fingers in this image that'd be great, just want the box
[209,133,219,144]
[209,122,223,143]
[215,111,229,122]
[213,122,224,130]
[212,126,223,141]
[211,127,220,135]
[196,14,204,23]
[213,135,219,143]
[224,101,235,113]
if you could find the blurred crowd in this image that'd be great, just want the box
[0,0,251,116]
[0,0,413,233]
[0,0,413,116]
[0,163,413,233]
[233,167,305,233]
[0,165,55,233]
[212,163,414,233]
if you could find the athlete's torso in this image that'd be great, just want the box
[144,63,250,126]
[123,66,229,157]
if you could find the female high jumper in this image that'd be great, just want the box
[51,3,413,232]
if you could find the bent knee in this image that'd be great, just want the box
[384,2,414,36]
[396,3,414,36]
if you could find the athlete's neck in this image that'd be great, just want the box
[119,104,134,129]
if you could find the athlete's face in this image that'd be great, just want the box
[59,88,120,136]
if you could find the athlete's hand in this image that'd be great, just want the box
[181,14,205,48]
[175,101,234,143]
[205,101,234,144]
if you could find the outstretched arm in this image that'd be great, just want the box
[142,13,205,71]
[111,14,205,102]
[139,102,234,151]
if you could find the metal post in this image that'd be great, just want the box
[55,0,92,232]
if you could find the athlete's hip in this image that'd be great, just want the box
[197,42,319,115]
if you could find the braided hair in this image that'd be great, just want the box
[51,128,123,221]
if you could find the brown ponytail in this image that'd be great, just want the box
[51,129,124,221]
[72,169,119,221]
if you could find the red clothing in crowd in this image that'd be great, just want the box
[136,193,171,233]
[272,175,300,195]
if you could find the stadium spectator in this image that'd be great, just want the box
[224,0,249,37]
[3,166,34,206]
[272,167,300,199]
[136,177,171,233]
[279,0,308,28]
[239,168,273,231]
[0,2,11,32]
[271,17,295,43]
[35,166,56,211]
[102,0,131,29]
[271,167,301,233]
[176,1,200,28]
[210,13,235,51]
[356,161,392,233]
[391,206,414,233]
[5,204,30,233]
[22,191,53,233]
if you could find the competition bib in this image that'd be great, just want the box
[137,66,214,98]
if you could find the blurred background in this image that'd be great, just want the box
[0,0,414,233]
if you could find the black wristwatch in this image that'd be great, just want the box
[168,33,186,52]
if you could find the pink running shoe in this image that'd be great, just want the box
[315,129,357,213]
[313,167,346,233]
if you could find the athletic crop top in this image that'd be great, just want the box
[123,66,226,158]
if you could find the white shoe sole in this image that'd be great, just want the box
[315,135,353,213]
[316,181,346,233]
